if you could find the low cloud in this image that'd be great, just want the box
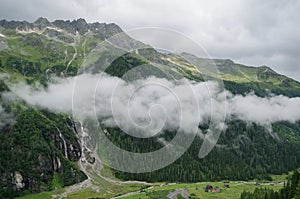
[6,73,300,137]
[7,78,74,114]
[228,93,300,125]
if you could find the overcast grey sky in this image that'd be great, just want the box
[0,0,299,81]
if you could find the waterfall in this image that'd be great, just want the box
[56,127,68,159]
[78,122,90,171]
[78,121,103,179]
[79,122,86,165]
[77,121,132,184]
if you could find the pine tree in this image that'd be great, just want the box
[290,170,300,198]
[295,181,300,199]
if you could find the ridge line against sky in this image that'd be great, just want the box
[0,0,299,81]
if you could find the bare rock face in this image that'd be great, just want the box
[33,17,51,29]
[0,19,33,30]
[0,37,8,51]
[0,18,123,39]
[83,148,96,164]
[0,109,87,197]
[52,156,62,172]
[12,172,25,190]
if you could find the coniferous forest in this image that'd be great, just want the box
[240,170,300,199]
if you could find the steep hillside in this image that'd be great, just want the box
[180,53,300,97]
[0,18,300,198]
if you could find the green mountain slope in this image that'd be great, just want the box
[180,53,300,97]
[0,18,299,198]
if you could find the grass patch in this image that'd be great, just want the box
[119,181,283,199]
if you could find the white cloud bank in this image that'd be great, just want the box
[7,73,300,136]
[228,93,300,125]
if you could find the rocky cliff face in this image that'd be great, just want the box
[0,108,87,198]
[0,17,123,38]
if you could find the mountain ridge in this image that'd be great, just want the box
[0,17,123,36]
[0,18,299,198]
[1,17,299,93]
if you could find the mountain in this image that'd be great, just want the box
[0,18,299,198]
[180,53,300,97]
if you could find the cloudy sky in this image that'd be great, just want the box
[0,0,299,81]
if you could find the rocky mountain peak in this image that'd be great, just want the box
[70,18,89,34]
[0,19,32,30]
[33,17,51,28]
[75,18,88,25]
[0,18,124,38]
